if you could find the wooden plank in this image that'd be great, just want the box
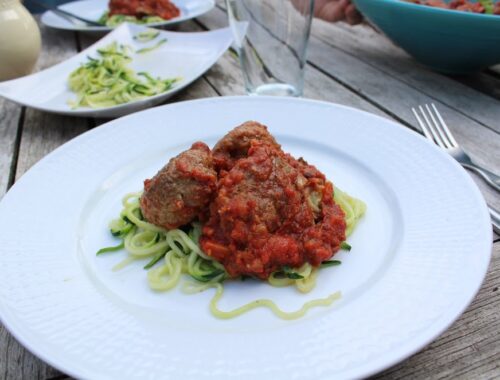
[306,33,500,212]
[0,100,22,198]
[195,10,393,118]
[0,322,63,380]
[455,73,500,102]
[15,112,91,179]
[374,243,500,380]
[307,23,500,214]
[310,20,500,134]
[217,0,500,132]
[1,22,85,380]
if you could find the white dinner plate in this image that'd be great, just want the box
[41,0,215,32]
[0,23,232,118]
[0,97,492,379]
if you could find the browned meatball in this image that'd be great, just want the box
[212,121,281,172]
[140,142,217,230]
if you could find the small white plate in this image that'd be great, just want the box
[0,23,232,118]
[0,97,492,379]
[41,0,215,32]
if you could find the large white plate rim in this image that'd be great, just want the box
[0,96,492,379]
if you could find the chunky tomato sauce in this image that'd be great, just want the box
[109,0,180,20]
[200,141,346,279]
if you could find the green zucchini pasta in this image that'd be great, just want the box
[68,42,178,109]
[97,188,366,320]
[98,11,165,27]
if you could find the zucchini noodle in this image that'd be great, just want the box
[134,30,161,42]
[98,11,165,27]
[98,188,365,319]
[68,42,178,109]
[335,186,367,237]
[211,285,340,320]
[136,39,167,54]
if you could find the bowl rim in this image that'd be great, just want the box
[360,0,500,20]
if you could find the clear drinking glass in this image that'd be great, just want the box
[226,0,315,97]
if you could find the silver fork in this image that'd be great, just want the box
[29,0,104,27]
[412,104,500,234]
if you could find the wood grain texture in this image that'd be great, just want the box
[195,9,393,119]
[0,100,22,199]
[311,21,500,134]
[305,29,500,214]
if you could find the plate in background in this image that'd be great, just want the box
[0,23,232,118]
[41,0,215,32]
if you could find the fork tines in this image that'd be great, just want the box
[412,104,458,149]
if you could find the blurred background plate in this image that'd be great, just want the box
[40,0,215,32]
[0,23,232,117]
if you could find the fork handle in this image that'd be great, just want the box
[29,0,103,26]
[462,162,500,193]
[490,206,500,234]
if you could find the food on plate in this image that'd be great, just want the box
[68,42,178,109]
[136,38,167,54]
[202,140,346,280]
[404,0,500,14]
[212,121,281,171]
[99,0,181,27]
[98,122,366,319]
[133,29,160,42]
[140,142,217,230]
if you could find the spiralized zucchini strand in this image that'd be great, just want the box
[98,11,165,27]
[68,41,178,109]
[97,187,365,320]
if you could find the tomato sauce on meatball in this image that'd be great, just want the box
[212,121,281,172]
[109,0,180,20]
[140,142,217,230]
[200,140,346,279]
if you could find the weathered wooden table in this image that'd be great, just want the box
[1,2,499,378]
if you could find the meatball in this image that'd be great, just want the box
[200,141,346,279]
[212,121,281,172]
[140,142,217,230]
[109,0,180,19]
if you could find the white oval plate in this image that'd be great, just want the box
[0,97,492,379]
[41,0,215,32]
[0,23,232,118]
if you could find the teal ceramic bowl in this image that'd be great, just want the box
[352,0,500,74]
